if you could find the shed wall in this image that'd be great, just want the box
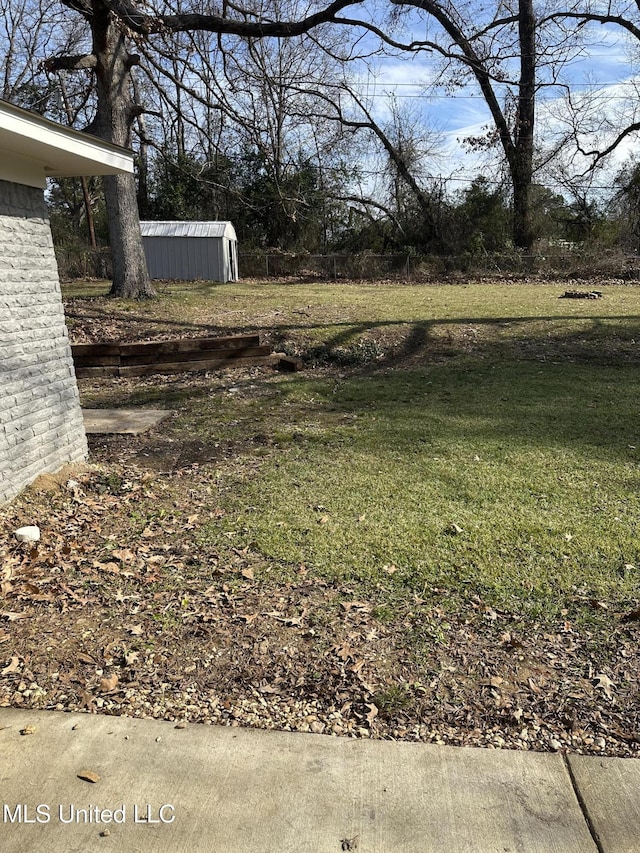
[0,178,87,504]
[143,235,237,282]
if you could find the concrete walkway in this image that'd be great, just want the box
[0,708,638,852]
[82,409,172,435]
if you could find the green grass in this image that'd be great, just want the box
[68,279,640,622]
[201,361,640,619]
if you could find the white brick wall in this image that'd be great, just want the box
[0,178,87,504]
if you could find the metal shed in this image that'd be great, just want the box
[140,220,239,282]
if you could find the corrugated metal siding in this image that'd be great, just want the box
[143,237,217,280]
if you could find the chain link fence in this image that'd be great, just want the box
[55,246,113,281]
[55,245,640,283]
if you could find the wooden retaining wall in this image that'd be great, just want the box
[71,334,274,378]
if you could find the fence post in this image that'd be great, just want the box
[406,255,410,279]
[266,253,269,277]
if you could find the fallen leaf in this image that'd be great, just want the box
[128,624,144,636]
[335,642,353,661]
[111,548,136,562]
[79,690,96,710]
[1,611,28,622]
[593,673,615,700]
[1,655,21,675]
[365,703,379,725]
[621,606,640,623]
[241,568,254,581]
[20,725,36,736]
[94,561,120,574]
[340,601,370,612]
[99,673,119,692]
[77,769,101,783]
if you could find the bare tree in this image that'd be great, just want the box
[0,0,63,105]
[382,0,537,249]
[129,16,362,245]
[333,0,583,249]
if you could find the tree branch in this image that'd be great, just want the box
[580,121,640,166]
[100,0,365,36]
[44,53,97,72]
[541,11,640,42]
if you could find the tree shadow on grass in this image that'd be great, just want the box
[317,359,640,462]
[65,300,640,378]
[75,305,640,468]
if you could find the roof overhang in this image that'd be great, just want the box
[140,220,237,240]
[0,99,134,189]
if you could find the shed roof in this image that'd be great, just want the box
[0,99,133,188]
[140,221,237,240]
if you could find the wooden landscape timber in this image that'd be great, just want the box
[71,334,276,378]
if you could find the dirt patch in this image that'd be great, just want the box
[86,434,235,473]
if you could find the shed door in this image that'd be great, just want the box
[229,240,238,281]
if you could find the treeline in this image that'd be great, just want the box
[49,164,640,261]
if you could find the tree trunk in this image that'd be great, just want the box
[132,70,151,219]
[90,0,154,298]
[103,172,153,296]
[512,167,532,250]
[512,0,536,251]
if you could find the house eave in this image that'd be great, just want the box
[0,99,134,188]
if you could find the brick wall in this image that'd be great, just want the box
[0,178,87,504]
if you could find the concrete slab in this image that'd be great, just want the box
[568,754,640,852]
[82,409,171,434]
[0,709,596,853]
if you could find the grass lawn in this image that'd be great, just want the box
[2,278,640,754]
